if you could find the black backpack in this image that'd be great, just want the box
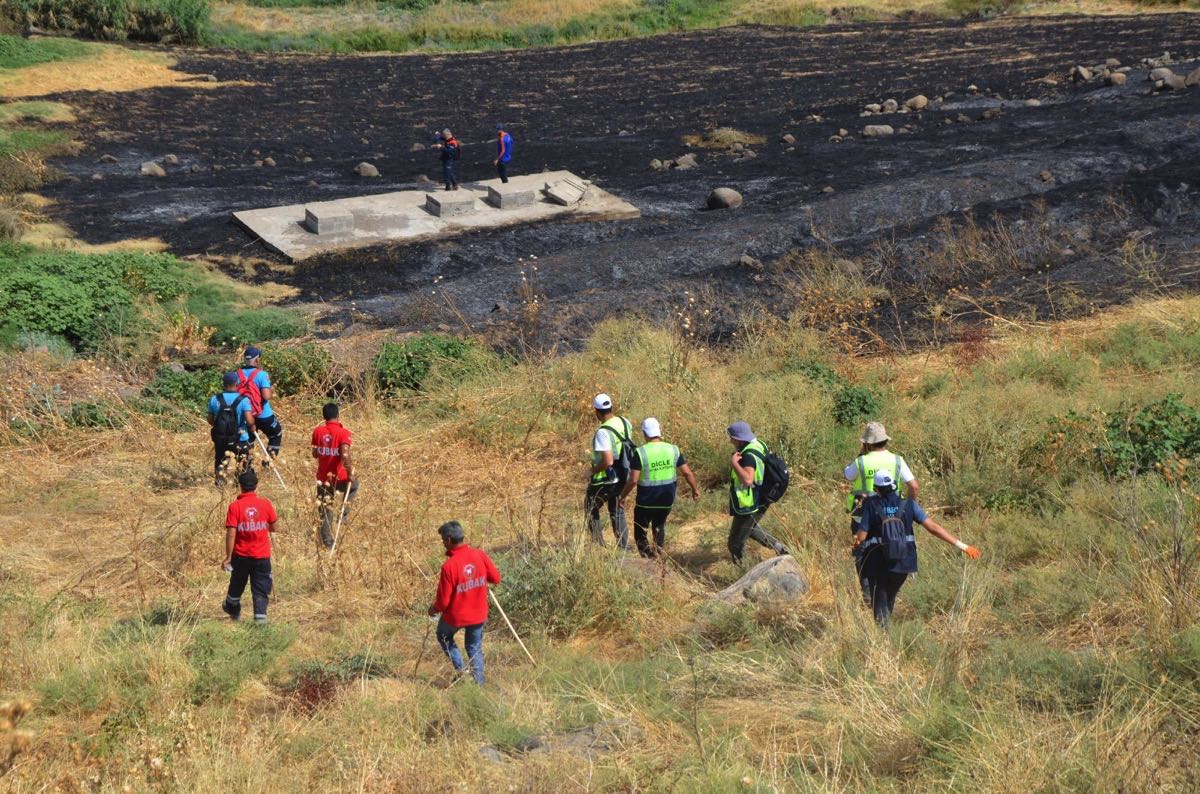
[211,394,241,444]
[744,444,790,507]
[604,418,636,486]
[878,500,916,563]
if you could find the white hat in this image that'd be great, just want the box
[873,470,895,489]
[641,417,661,438]
[593,393,613,410]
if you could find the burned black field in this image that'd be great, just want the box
[42,15,1200,347]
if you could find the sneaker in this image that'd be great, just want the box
[222,599,241,621]
[774,543,790,557]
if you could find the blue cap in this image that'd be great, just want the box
[222,371,238,388]
[243,346,262,360]
[495,123,505,131]
[727,421,755,443]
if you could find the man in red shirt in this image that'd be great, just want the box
[427,520,501,684]
[222,469,278,624]
[311,403,358,549]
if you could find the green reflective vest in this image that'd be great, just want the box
[637,441,680,486]
[591,416,633,485]
[730,439,766,515]
[845,450,904,511]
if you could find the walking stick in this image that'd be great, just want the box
[328,483,351,557]
[489,590,536,666]
[254,431,288,491]
[413,618,435,676]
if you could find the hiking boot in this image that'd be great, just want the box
[222,599,241,621]
[774,543,790,557]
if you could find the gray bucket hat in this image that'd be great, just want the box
[727,421,755,443]
[861,421,890,445]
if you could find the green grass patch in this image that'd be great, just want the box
[5,0,211,44]
[0,101,73,124]
[0,33,91,68]
[187,621,296,703]
[0,127,71,157]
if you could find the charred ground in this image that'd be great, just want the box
[38,15,1200,347]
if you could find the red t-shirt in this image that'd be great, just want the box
[432,545,502,627]
[311,420,352,484]
[225,492,277,559]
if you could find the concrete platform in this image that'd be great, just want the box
[233,171,639,262]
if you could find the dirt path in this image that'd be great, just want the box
[37,16,1200,346]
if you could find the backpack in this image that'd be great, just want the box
[743,445,790,507]
[236,368,264,417]
[211,394,241,443]
[604,418,635,486]
[878,500,916,564]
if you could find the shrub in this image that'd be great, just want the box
[67,399,128,429]
[832,383,882,427]
[1162,627,1200,685]
[693,601,756,649]
[1100,394,1200,475]
[6,0,211,44]
[186,622,295,703]
[373,333,488,394]
[0,32,90,69]
[0,204,22,241]
[261,342,332,396]
[206,307,307,349]
[11,330,74,359]
[142,365,222,411]
[978,638,1107,711]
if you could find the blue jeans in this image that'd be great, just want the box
[437,619,485,684]
[442,161,457,189]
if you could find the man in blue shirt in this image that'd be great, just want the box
[493,124,513,183]
[854,471,981,625]
[237,346,283,458]
[619,417,700,558]
[208,372,255,485]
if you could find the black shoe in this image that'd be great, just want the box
[222,599,241,621]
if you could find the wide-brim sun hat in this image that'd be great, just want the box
[861,421,889,445]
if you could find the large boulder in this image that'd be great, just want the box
[862,124,894,138]
[1187,68,1200,87]
[1107,72,1127,87]
[706,187,743,210]
[1070,65,1092,82]
[903,94,929,111]
[1149,67,1175,82]
[714,556,808,606]
[140,161,166,177]
[355,162,380,177]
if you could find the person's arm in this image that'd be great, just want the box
[223,526,235,567]
[484,554,501,585]
[619,469,640,503]
[260,387,273,403]
[590,430,613,477]
[243,410,256,434]
[267,520,277,535]
[679,463,700,501]
[731,452,755,487]
[919,516,980,559]
[340,443,353,478]
[906,479,921,499]
[207,398,216,427]
[428,567,453,616]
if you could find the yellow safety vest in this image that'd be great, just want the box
[591,416,633,485]
[845,450,904,511]
[730,439,766,515]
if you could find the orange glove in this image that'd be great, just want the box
[963,545,981,560]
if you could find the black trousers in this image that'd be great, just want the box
[213,437,249,483]
[442,161,458,189]
[866,572,908,626]
[256,414,283,456]
[497,161,509,183]
[585,483,628,549]
[633,506,670,558]
[727,507,784,563]
[317,479,359,548]
[225,555,272,621]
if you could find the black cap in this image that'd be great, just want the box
[222,372,238,388]
[437,520,465,543]
[238,469,258,491]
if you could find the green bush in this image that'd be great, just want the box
[6,0,210,44]
[1162,627,1200,685]
[1100,394,1200,475]
[1093,321,1200,372]
[261,342,332,396]
[0,32,90,69]
[187,622,295,703]
[67,399,128,429]
[496,545,656,638]
[373,333,481,394]
[832,383,882,427]
[206,307,307,349]
[10,330,74,359]
[693,601,756,649]
[978,638,1107,711]
[1003,349,1092,392]
[142,365,222,411]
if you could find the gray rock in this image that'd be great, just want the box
[416,174,432,184]
[190,164,202,173]
[491,301,509,314]
[780,133,796,145]
[1186,67,1200,87]
[822,185,835,194]
[862,124,894,138]
[1105,57,1121,69]
[649,158,664,171]
[515,735,549,754]
[263,157,276,167]
[302,156,313,163]
[164,154,179,166]
[1039,170,1053,182]
[738,254,762,269]
[204,74,218,83]
[673,153,698,170]
[478,746,505,763]
[730,142,744,153]
[98,154,118,164]
[706,187,743,210]
[410,142,426,152]
[1107,72,1126,87]
[253,160,263,167]
[838,128,849,137]
[1149,67,1175,82]
[355,162,380,177]
[881,98,899,113]
[1024,98,1042,107]
[91,173,102,181]
[140,161,166,177]
[981,108,1002,120]
[956,113,972,124]
[168,362,186,374]
[903,94,929,111]
[741,149,756,159]
[714,555,809,605]
[1071,65,1092,82]
[864,102,882,113]
[1160,73,1186,91]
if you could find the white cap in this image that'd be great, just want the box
[593,393,612,410]
[641,417,661,438]
[873,471,895,489]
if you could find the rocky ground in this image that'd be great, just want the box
[36,15,1200,347]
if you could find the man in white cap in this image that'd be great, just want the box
[618,417,700,558]
[844,421,919,603]
[585,393,634,549]
[727,420,788,563]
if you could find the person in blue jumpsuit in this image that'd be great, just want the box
[493,124,513,183]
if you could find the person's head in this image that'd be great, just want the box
[322,403,339,421]
[222,372,238,391]
[238,468,259,493]
[437,519,466,550]
[442,128,453,139]
[593,393,613,420]
[495,123,506,133]
[727,420,755,451]
[243,345,262,366]
[641,417,661,441]
[873,470,896,495]
[861,421,889,450]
